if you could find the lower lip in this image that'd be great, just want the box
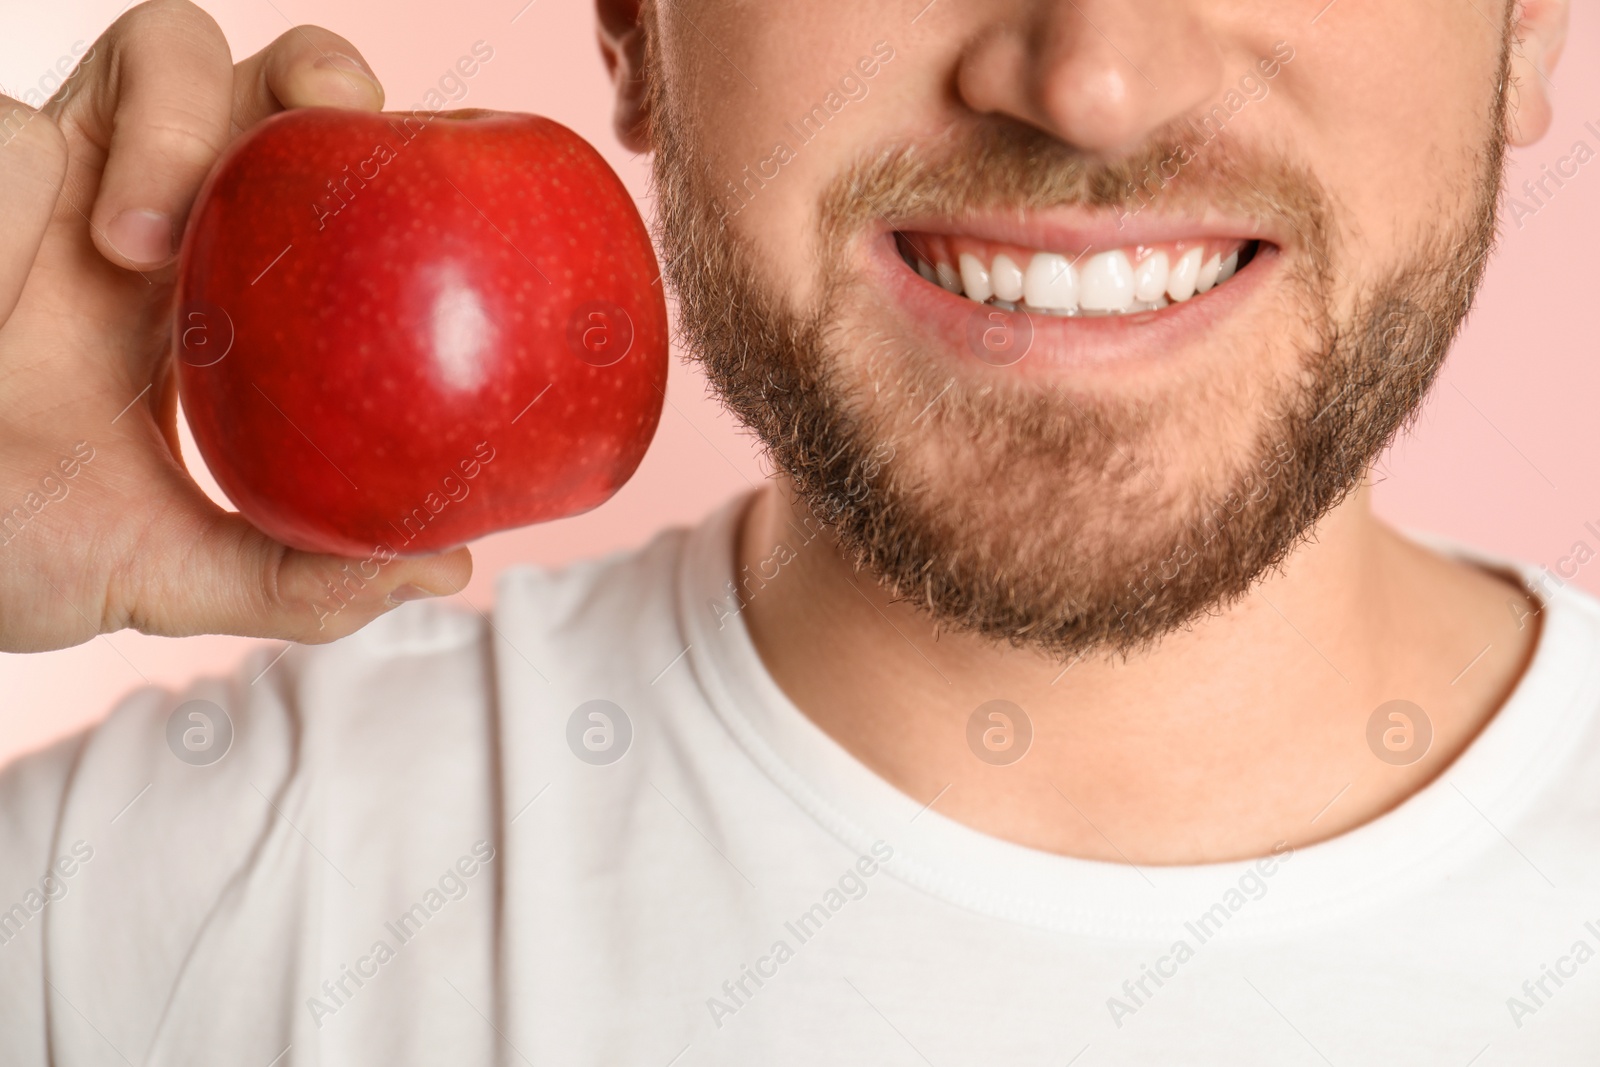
[864,232,1279,375]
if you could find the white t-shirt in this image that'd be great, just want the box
[3,493,1599,1066]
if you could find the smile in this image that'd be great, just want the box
[894,232,1263,317]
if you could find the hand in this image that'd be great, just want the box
[0,0,471,653]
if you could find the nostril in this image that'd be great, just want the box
[956,5,1226,158]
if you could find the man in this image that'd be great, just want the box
[0,0,1588,1061]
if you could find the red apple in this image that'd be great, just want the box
[173,107,667,558]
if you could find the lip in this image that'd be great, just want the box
[888,207,1285,259]
[863,212,1282,375]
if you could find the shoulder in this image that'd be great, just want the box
[0,591,502,1059]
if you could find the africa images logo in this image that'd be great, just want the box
[165,699,234,767]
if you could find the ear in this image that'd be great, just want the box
[596,0,651,153]
[1505,0,1569,147]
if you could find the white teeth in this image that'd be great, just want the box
[959,253,993,304]
[1133,252,1169,303]
[1079,249,1135,313]
[912,239,1247,313]
[1023,252,1078,312]
[1166,247,1202,302]
[1217,249,1239,284]
[990,253,1025,302]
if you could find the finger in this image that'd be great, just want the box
[231,26,384,133]
[0,96,68,321]
[130,506,475,644]
[63,0,235,271]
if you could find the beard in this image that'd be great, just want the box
[645,27,1509,661]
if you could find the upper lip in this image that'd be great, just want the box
[886,208,1284,255]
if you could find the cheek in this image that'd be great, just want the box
[1270,0,1503,263]
[661,4,922,303]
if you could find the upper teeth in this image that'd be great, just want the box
[912,241,1244,316]
[992,253,1025,303]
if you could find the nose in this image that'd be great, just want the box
[956,0,1224,158]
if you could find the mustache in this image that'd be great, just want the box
[817,117,1334,257]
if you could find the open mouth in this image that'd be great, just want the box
[894,231,1264,318]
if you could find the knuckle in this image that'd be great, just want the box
[257,545,291,619]
[125,113,229,171]
[268,548,369,643]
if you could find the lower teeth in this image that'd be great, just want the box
[988,297,1169,317]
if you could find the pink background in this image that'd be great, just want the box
[1,1,1597,765]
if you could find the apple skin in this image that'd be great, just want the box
[174,107,667,558]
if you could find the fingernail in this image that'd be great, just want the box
[105,209,174,266]
[315,52,382,95]
[386,583,437,606]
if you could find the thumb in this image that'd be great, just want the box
[132,508,474,643]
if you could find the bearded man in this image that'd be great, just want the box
[0,0,1589,1061]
